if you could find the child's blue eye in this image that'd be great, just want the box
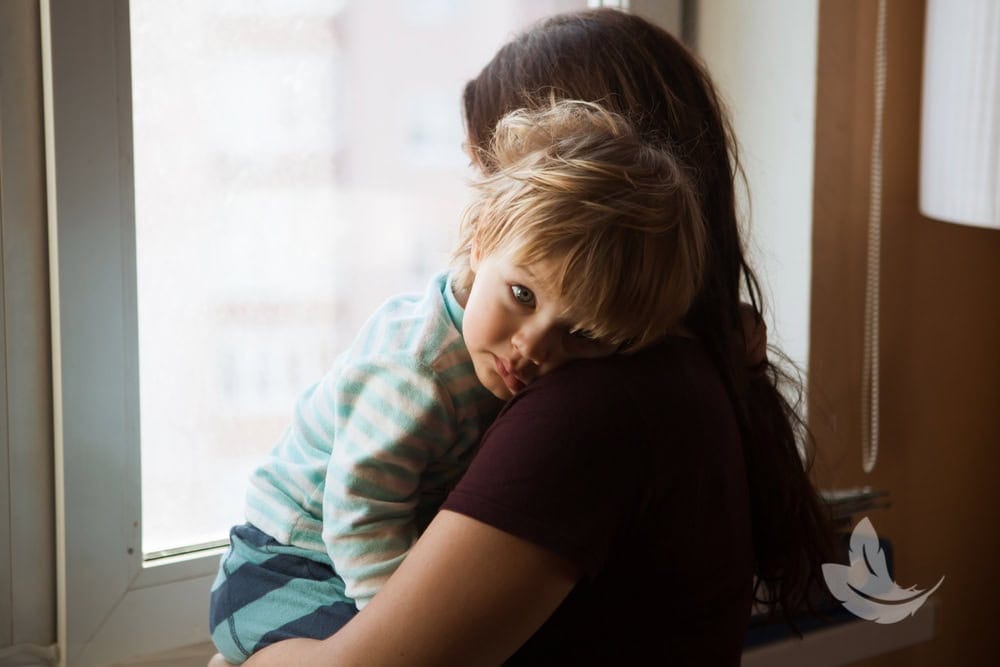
[510,285,535,305]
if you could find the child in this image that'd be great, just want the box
[208,98,705,664]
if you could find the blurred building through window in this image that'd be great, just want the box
[131,0,583,556]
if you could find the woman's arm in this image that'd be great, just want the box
[244,509,580,666]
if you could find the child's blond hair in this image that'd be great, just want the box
[452,99,706,351]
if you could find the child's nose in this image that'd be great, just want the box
[512,325,560,368]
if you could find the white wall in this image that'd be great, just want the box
[695,0,819,375]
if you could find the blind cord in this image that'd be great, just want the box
[862,0,888,474]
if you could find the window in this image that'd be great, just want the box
[49,1,586,663]
[131,0,579,557]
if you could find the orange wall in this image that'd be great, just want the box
[809,1,1000,665]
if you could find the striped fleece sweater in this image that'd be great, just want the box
[244,271,502,608]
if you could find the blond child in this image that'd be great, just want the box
[208,99,703,664]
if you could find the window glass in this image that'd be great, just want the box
[131,0,582,556]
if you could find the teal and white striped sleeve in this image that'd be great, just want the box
[321,355,456,609]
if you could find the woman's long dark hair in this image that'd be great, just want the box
[463,8,835,631]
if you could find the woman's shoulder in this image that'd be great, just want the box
[529,335,712,398]
[506,335,734,441]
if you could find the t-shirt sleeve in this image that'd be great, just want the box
[441,361,640,576]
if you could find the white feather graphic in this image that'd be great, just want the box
[822,517,944,624]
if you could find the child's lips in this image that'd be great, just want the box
[494,355,526,394]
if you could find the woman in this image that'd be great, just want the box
[235,8,834,665]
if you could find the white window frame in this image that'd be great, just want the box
[45,2,219,665]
